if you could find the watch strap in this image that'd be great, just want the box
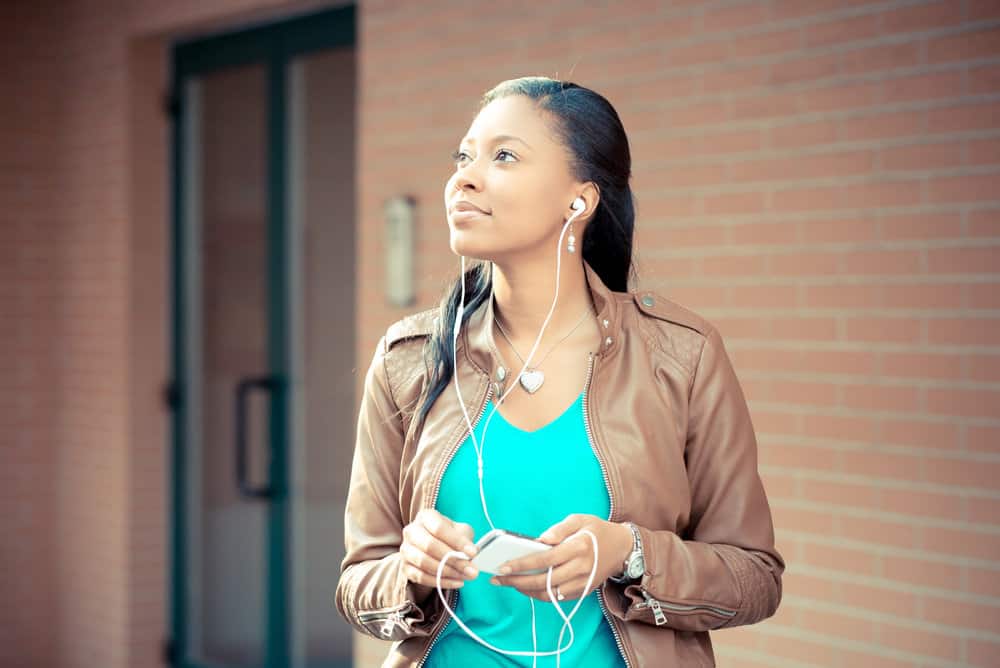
[609,521,643,583]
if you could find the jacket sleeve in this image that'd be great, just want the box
[334,334,445,641]
[603,325,785,632]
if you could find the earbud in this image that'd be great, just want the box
[571,197,586,212]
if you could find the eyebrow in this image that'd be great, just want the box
[459,134,531,149]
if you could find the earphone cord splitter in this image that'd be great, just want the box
[437,202,597,668]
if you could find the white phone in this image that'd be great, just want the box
[471,528,552,575]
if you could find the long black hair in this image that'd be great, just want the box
[415,76,637,428]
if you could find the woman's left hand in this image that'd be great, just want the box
[490,514,634,601]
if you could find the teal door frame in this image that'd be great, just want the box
[167,6,355,667]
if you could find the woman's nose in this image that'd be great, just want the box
[454,161,484,191]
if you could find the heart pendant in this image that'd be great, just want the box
[519,368,545,394]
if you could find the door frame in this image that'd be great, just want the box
[167,6,356,667]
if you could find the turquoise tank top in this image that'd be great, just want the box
[425,391,626,667]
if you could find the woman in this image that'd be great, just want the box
[335,77,784,667]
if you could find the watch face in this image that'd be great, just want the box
[627,555,644,579]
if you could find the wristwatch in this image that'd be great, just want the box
[609,521,644,583]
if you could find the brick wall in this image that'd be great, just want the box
[1,1,997,667]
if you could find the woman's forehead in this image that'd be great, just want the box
[462,96,556,149]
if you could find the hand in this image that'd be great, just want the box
[490,514,633,601]
[400,509,480,590]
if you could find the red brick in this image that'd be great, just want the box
[966,424,1000,454]
[968,495,1000,524]
[801,478,879,510]
[843,448,924,481]
[805,13,880,48]
[843,248,923,274]
[799,605,877,643]
[882,486,966,521]
[705,2,772,31]
[968,637,1000,666]
[923,455,1000,491]
[801,216,879,243]
[883,69,964,104]
[881,350,965,381]
[730,149,874,183]
[877,620,961,660]
[729,219,792,244]
[928,100,1000,134]
[927,386,1000,419]
[883,141,964,171]
[928,246,1000,273]
[702,64,770,95]
[770,379,840,406]
[840,41,921,76]
[928,317,1000,346]
[770,51,841,85]
[728,25,802,60]
[801,80,881,113]
[804,283,882,308]
[837,514,919,550]
[879,1,965,35]
[967,353,1000,382]
[968,564,1000,598]
[844,108,926,142]
[842,581,920,618]
[771,118,839,149]
[928,25,1000,62]
[966,209,1000,238]
[881,212,962,241]
[771,501,837,532]
[701,251,767,276]
[968,0,1000,21]
[769,250,840,275]
[882,283,964,310]
[884,553,964,591]
[842,382,922,412]
[844,317,923,344]
[928,173,1000,204]
[803,414,879,444]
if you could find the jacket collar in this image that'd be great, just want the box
[460,258,622,378]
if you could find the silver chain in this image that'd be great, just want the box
[493,303,595,369]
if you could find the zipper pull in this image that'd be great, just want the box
[379,610,404,638]
[640,589,668,626]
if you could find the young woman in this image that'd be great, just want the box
[335,77,784,667]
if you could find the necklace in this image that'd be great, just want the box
[493,304,595,394]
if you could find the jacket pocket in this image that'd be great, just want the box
[356,600,432,641]
[626,587,737,630]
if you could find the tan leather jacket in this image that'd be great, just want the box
[335,259,785,667]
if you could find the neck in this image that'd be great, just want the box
[490,256,594,344]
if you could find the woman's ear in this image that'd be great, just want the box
[567,182,600,225]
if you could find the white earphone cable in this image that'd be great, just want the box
[437,202,594,667]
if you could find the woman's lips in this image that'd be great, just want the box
[451,209,491,224]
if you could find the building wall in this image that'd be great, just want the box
[0,1,997,667]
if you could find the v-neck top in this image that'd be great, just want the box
[425,391,626,667]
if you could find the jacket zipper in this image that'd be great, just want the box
[416,379,493,667]
[634,593,737,622]
[357,601,416,639]
[582,351,634,668]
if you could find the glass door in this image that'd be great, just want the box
[169,7,356,668]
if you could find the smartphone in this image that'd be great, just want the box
[471,528,552,575]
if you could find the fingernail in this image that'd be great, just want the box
[540,532,553,541]
[464,544,477,557]
[498,566,511,575]
[489,577,499,585]
[464,566,478,578]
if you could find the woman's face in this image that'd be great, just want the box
[444,95,583,262]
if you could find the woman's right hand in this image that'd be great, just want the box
[401,509,480,589]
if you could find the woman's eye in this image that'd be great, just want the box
[450,148,517,166]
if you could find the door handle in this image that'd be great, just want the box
[235,375,279,499]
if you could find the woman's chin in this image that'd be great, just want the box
[449,232,495,261]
